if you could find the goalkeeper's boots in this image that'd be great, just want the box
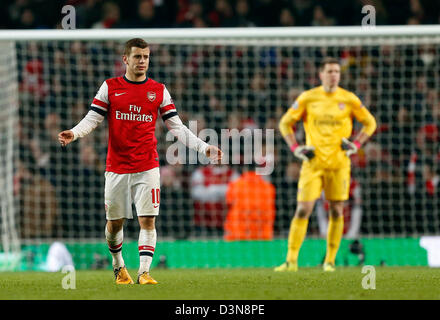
[137,272,158,285]
[114,266,134,284]
[323,263,336,272]
[274,261,298,272]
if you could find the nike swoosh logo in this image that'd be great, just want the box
[153,205,159,208]
[115,92,126,96]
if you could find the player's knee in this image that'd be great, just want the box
[139,216,156,229]
[295,206,311,219]
[329,211,343,219]
[106,219,124,233]
[328,202,344,219]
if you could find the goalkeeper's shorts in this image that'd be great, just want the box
[104,167,160,220]
[297,162,350,202]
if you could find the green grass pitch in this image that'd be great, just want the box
[0,267,439,300]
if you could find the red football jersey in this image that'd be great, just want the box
[91,76,176,174]
[191,165,239,228]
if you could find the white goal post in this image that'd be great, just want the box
[0,40,20,271]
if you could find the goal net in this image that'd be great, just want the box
[1,26,439,270]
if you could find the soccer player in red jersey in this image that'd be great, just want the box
[58,38,223,284]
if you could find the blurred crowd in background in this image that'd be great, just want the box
[7,0,440,241]
[2,0,440,29]
[14,40,440,240]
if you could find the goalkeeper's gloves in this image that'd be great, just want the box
[290,143,315,161]
[341,138,361,157]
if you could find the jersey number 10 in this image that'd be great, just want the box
[151,188,160,205]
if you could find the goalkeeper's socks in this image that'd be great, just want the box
[105,226,125,269]
[286,217,309,264]
[324,215,344,265]
[138,228,156,275]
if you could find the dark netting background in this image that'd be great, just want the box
[15,40,440,240]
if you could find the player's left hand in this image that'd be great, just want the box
[58,130,74,147]
[205,145,223,163]
[341,138,361,157]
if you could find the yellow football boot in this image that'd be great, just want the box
[323,263,336,272]
[274,261,298,272]
[137,272,158,285]
[114,266,134,284]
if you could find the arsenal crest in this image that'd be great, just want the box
[147,91,156,102]
[338,102,345,110]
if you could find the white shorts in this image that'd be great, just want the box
[104,167,160,220]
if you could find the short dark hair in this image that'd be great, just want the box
[123,38,149,56]
[319,57,340,71]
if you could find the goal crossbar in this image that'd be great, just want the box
[1,25,440,46]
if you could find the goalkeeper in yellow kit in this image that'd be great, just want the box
[275,57,376,272]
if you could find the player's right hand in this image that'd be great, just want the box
[58,130,74,147]
[290,143,315,161]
